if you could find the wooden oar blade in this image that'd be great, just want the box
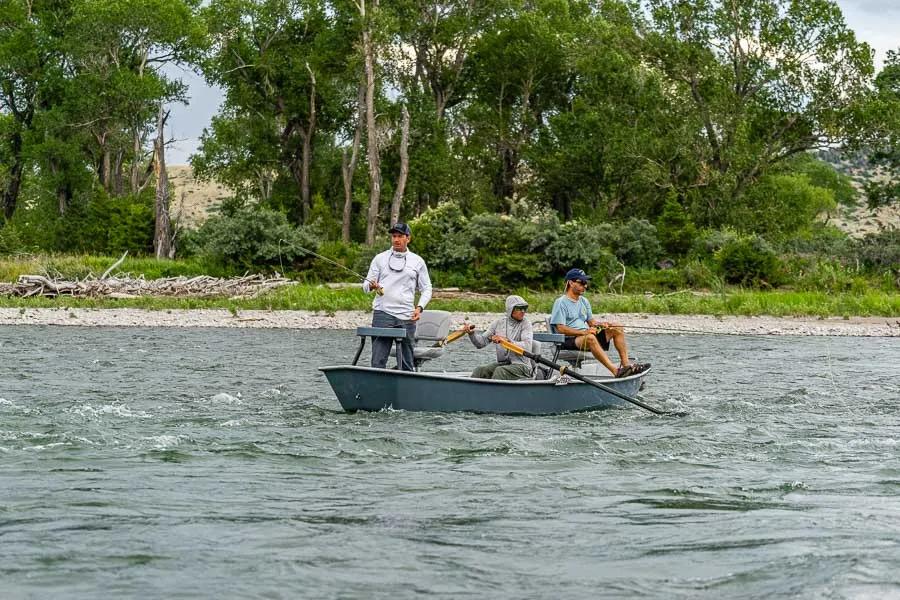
[431,327,469,348]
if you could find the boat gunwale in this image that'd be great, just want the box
[318,364,648,385]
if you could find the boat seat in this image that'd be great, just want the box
[389,309,451,369]
[538,319,594,366]
[531,339,555,380]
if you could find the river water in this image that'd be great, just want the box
[1,326,899,599]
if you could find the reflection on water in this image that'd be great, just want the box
[1,325,899,598]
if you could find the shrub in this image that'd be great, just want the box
[715,235,784,287]
[409,202,476,270]
[853,228,900,273]
[657,195,697,256]
[192,206,318,270]
[612,218,662,268]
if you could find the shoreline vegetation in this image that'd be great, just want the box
[0,279,898,317]
[1,256,897,336]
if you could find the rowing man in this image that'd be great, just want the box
[362,222,433,371]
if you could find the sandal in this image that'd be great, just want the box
[629,362,651,375]
[615,364,634,378]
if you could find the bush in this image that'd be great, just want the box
[715,235,784,287]
[853,228,900,273]
[612,218,662,268]
[192,205,318,270]
[657,195,697,256]
[0,222,32,255]
[409,202,476,270]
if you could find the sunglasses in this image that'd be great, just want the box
[574,280,589,286]
[513,305,528,312]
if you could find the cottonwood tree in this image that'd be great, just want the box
[197,0,352,223]
[641,0,875,226]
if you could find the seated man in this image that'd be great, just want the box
[550,268,649,378]
[465,295,534,380]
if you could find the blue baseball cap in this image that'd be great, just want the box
[564,268,592,281]
[388,222,411,236]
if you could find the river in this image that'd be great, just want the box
[2,326,899,598]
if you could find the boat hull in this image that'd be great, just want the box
[319,365,647,415]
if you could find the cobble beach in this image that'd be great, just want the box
[1,308,897,336]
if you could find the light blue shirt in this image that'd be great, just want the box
[362,249,432,320]
[549,295,593,331]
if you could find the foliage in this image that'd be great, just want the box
[190,206,319,270]
[730,173,836,239]
[657,194,697,256]
[853,228,900,275]
[715,235,784,287]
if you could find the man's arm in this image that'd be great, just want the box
[362,255,381,293]
[414,261,433,313]
[468,320,495,349]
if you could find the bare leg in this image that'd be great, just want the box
[605,326,629,366]
[575,334,617,376]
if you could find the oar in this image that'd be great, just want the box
[431,327,469,348]
[496,339,672,416]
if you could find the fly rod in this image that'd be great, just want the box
[297,245,384,295]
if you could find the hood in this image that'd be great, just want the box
[505,294,528,318]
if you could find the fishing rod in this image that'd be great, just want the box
[611,324,775,337]
[296,245,384,296]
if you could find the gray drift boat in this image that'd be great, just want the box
[320,322,652,416]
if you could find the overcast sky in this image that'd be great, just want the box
[164,0,899,164]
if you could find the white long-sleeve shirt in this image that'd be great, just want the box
[362,249,432,320]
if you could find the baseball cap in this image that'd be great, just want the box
[564,268,592,281]
[388,222,411,235]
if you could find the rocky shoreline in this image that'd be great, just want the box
[1,308,897,336]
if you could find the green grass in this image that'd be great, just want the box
[1,253,897,317]
[0,254,232,281]
[1,282,898,317]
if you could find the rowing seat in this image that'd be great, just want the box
[389,309,451,369]
[538,318,593,366]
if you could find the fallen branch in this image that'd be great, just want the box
[0,273,294,299]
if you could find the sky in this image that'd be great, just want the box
[163,0,899,165]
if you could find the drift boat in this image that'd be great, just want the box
[320,324,653,416]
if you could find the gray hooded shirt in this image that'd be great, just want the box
[468,294,534,366]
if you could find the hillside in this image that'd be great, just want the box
[168,165,230,228]
[818,150,900,237]
[167,163,899,237]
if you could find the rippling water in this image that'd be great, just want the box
[1,326,899,598]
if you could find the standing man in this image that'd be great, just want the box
[465,295,534,380]
[549,268,649,378]
[362,222,432,371]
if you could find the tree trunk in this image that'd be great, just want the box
[362,0,382,246]
[101,149,111,192]
[299,64,317,223]
[47,158,70,215]
[342,80,365,243]
[390,104,410,225]
[153,105,173,259]
[131,128,142,193]
[113,150,125,196]
[1,133,25,221]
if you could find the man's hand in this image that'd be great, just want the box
[490,334,507,343]
[464,323,476,333]
[411,306,423,322]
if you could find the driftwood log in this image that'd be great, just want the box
[0,274,293,299]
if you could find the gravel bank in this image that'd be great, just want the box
[1,308,898,337]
